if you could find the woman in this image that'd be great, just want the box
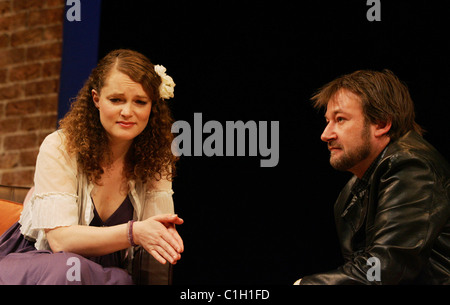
[0,49,183,284]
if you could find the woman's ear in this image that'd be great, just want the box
[92,89,100,109]
[374,120,392,138]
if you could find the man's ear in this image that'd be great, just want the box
[92,89,100,109]
[374,120,392,138]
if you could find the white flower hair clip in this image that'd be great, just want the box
[154,65,175,100]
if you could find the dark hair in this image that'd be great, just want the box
[311,69,423,141]
[59,49,177,184]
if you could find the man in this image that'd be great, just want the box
[295,69,450,284]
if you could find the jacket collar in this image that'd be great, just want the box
[350,146,388,197]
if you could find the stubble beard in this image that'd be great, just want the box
[329,123,372,172]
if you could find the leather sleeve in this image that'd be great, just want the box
[301,153,450,284]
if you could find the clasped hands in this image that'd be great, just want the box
[132,214,184,265]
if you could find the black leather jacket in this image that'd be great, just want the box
[301,131,450,284]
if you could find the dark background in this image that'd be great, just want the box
[98,0,450,284]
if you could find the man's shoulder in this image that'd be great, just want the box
[378,131,450,179]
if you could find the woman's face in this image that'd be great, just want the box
[92,68,152,146]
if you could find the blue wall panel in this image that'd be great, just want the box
[58,0,102,120]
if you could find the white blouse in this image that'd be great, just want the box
[19,130,175,251]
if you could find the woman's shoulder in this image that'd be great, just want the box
[146,175,173,193]
[39,130,69,150]
[42,129,65,143]
[38,130,75,162]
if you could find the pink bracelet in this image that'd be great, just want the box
[127,220,137,247]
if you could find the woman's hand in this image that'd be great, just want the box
[133,214,184,265]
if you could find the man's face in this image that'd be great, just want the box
[321,89,373,174]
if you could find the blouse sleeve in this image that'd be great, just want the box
[141,176,175,220]
[19,130,79,249]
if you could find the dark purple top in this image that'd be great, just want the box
[88,195,134,268]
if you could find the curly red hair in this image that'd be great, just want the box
[59,49,177,184]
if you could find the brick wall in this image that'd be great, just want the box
[0,0,64,186]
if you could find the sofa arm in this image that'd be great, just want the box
[0,184,31,204]
[132,246,173,285]
[0,199,24,236]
